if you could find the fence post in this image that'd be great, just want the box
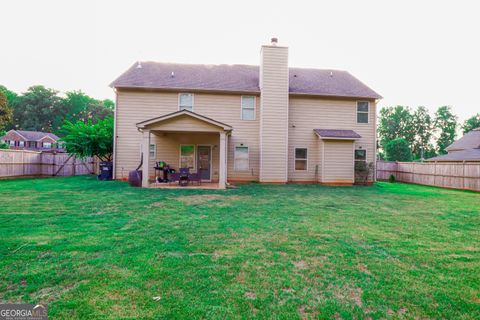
[412,162,415,184]
[52,153,56,176]
[72,156,76,176]
[395,161,399,181]
[21,151,25,176]
[462,161,466,190]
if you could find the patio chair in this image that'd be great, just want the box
[179,167,190,186]
[169,173,180,185]
[188,172,201,186]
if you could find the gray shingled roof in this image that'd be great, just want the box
[314,129,362,139]
[446,128,480,151]
[426,149,480,162]
[16,130,59,141]
[111,62,382,99]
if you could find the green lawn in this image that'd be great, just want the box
[0,177,479,319]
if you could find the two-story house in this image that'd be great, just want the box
[1,130,64,152]
[111,38,381,188]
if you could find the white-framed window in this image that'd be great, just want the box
[357,101,369,123]
[241,96,255,120]
[179,93,194,112]
[355,149,367,163]
[43,142,52,148]
[149,144,156,159]
[19,141,25,147]
[9,140,15,147]
[234,146,249,171]
[295,148,308,171]
[180,145,195,169]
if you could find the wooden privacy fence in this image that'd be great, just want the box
[0,149,98,178]
[377,160,480,192]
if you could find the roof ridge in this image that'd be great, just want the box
[139,61,351,72]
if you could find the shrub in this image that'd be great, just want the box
[385,138,413,162]
[60,116,113,161]
[0,130,9,149]
[355,161,374,185]
[389,174,396,183]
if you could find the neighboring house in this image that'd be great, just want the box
[426,128,480,162]
[1,130,64,152]
[111,38,382,188]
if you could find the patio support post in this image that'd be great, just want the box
[141,129,150,187]
[219,131,226,189]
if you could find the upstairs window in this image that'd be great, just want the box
[295,148,308,171]
[179,93,194,112]
[241,96,255,120]
[19,141,25,147]
[43,142,52,148]
[234,146,249,171]
[357,101,369,123]
[9,140,15,147]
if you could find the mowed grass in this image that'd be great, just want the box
[0,177,479,319]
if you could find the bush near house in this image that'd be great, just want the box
[0,177,479,319]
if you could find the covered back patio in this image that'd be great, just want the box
[136,110,232,189]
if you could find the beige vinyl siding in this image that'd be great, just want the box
[259,45,289,182]
[114,90,259,181]
[115,90,376,183]
[193,94,260,182]
[323,140,355,183]
[288,97,376,182]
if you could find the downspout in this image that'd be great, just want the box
[374,98,379,182]
[112,87,118,179]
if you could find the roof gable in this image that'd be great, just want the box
[136,110,232,132]
[111,62,382,100]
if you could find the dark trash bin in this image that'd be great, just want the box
[98,161,113,181]
[128,170,142,187]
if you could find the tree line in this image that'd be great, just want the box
[0,85,114,136]
[2,84,480,163]
[378,105,480,161]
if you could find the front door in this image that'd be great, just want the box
[197,146,211,181]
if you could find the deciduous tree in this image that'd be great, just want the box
[462,113,480,134]
[385,138,413,162]
[0,90,13,130]
[60,116,113,161]
[434,106,458,154]
[378,105,415,150]
[412,106,434,159]
[59,91,113,127]
[12,85,65,134]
